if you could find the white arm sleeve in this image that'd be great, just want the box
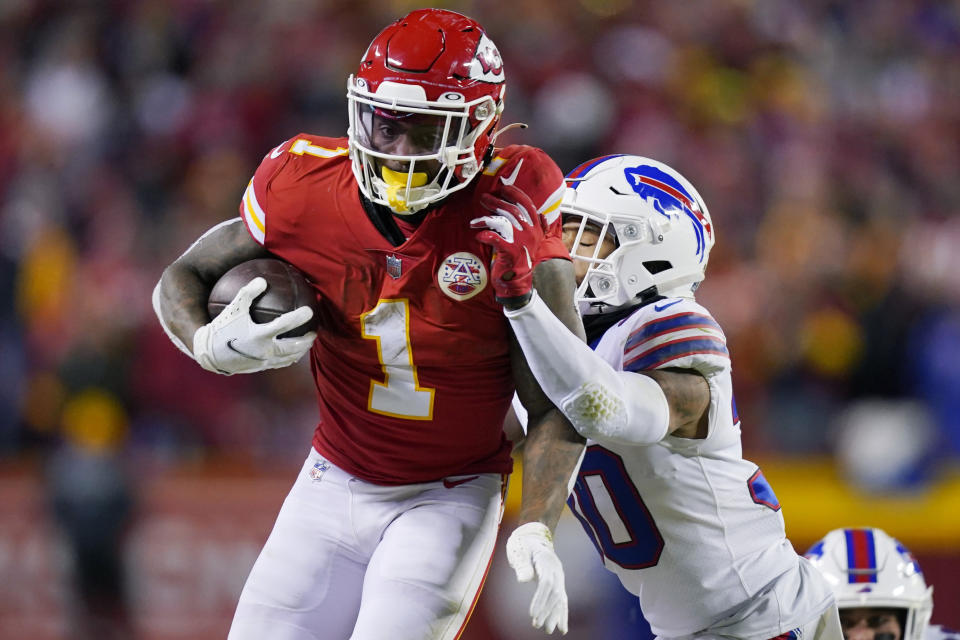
[505,292,670,446]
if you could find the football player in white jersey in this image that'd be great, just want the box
[473,154,842,638]
[806,527,959,640]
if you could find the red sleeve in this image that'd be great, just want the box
[479,145,569,264]
[237,134,350,248]
[238,137,294,246]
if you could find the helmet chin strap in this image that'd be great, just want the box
[582,283,697,318]
[381,166,428,214]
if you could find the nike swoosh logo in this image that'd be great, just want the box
[499,159,524,186]
[654,300,682,312]
[270,144,285,159]
[443,475,479,489]
[226,339,266,361]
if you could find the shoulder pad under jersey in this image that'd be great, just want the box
[618,297,730,377]
[239,134,349,245]
[476,145,565,227]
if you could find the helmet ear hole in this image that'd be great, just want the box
[643,260,672,275]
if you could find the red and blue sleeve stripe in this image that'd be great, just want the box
[844,528,878,583]
[624,336,729,372]
[624,312,723,352]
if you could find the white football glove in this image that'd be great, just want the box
[192,277,316,375]
[505,522,568,635]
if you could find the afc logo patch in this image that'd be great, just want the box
[437,252,487,301]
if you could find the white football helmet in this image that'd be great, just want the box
[805,528,933,640]
[560,155,714,315]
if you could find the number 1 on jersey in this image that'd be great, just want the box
[361,299,435,420]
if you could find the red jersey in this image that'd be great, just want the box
[239,134,568,484]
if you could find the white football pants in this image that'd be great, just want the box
[658,602,843,640]
[228,448,506,640]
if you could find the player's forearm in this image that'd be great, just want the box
[154,262,212,353]
[154,218,271,355]
[519,408,585,529]
[531,258,586,342]
[516,257,587,528]
[506,293,671,445]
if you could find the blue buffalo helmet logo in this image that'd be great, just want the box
[623,165,712,262]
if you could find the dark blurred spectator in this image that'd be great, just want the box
[47,387,136,640]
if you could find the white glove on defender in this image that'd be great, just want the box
[506,522,568,635]
[193,277,316,375]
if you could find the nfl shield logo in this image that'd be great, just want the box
[309,460,330,482]
[386,254,402,279]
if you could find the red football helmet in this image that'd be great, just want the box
[347,9,506,214]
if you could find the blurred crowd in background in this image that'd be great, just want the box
[1,0,959,637]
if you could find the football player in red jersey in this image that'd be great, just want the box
[152,9,584,640]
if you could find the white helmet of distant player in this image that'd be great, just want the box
[804,528,933,640]
[560,155,714,315]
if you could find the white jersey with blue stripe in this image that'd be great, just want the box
[567,296,834,638]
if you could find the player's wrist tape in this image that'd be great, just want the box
[505,292,670,445]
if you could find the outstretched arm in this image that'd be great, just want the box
[511,258,586,529]
[506,257,585,637]
[505,292,711,444]
[473,185,586,635]
[471,183,587,525]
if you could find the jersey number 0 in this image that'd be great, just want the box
[568,445,665,569]
[361,299,436,420]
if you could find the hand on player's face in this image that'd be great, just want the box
[838,608,902,640]
[562,219,616,286]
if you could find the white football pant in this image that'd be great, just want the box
[662,602,843,640]
[228,448,506,640]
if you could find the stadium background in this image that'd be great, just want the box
[1,0,958,637]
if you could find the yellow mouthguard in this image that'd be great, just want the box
[381,166,428,212]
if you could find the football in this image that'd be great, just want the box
[207,258,320,337]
